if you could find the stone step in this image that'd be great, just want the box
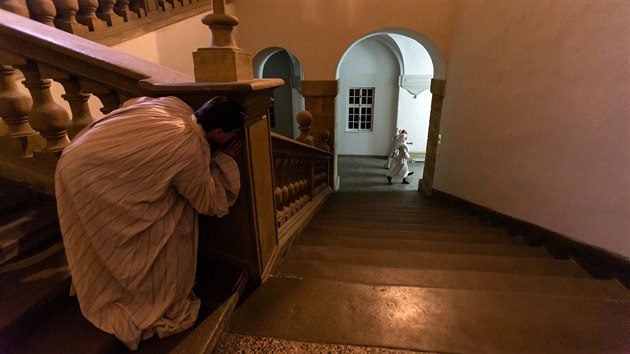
[296,234,550,258]
[226,277,630,354]
[274,259,630,301]
[303,225,524,245]
[0,203,61,265]
[313,218,504,234]
[287,245,590,278]
[313,212,483,225]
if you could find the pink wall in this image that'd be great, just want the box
[435,0,630,258]
[232,0,456,80]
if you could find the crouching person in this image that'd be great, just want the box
[55,96,246,350]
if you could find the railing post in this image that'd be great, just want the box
[193,0,253,82]
[26,0,57,26]
[97,0,124,26]
[77,0,107,31]
[295,110,314,146]
[53,0,89,34]
[0,65,35,139]
[17,61,70,152]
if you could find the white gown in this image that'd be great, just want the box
[386,133,411,180]
[55,96,240,350]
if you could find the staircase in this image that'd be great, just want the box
[217,191,630,353]
[0,178,247,354]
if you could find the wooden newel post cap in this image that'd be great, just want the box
[296,110,312,128]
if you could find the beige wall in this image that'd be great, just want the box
[435,0,630,258]
[233,0,457,80]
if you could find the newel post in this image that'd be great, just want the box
[295,110,314,146]
[192,0,253,83]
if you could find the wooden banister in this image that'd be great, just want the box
[0,6,332,287]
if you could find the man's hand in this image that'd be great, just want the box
[220,138,242,159]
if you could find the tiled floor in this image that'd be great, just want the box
[337,155,424,192]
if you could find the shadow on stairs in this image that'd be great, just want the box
[216,191,630,354]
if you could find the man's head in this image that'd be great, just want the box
[195,96,246,143]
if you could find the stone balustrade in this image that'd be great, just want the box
[271,132,332,240]
[0,0,211,39]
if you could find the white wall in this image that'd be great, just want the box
[391,34,433,153]
[336,38,399,156]
[436,0,630,259]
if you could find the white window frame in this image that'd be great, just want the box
[347,87,375,132]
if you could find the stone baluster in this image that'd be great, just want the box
[77,0,107,31]
[295,110,314,146]
[114,0,137,22]
[97,0,124,26]
[17,62,70,152]
[0,0,30,17]
[0,65,36,146]
[53,0,89,34]
[26,0,56,26]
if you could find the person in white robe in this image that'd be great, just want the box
[55,95,245,350]
[386,129,414,184]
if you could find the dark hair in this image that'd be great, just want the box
[194,96,246,132]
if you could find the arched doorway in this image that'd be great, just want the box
[335,29,445,193]
[253,48,304,138]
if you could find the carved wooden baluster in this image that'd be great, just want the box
[164,0,181,9]
[80,79,121,114]
[53,0,89,34]
[0,0,30,17]
[77,0,107,31]
[316,128,330,151]
[26,0,56,26]
[128,0,146,18]
[57,77,95,138]
[17,62,70,152]
[115,0,137,22]
[0,65,35,138]
[274,186,283,227]
[97,0,124,26]
[296,110,314,146]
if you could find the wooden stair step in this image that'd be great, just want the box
[226,277,630,354]
[287,245,590,278]
[296,234,550,258]
[304,224,516,243]
[274,259,630,301]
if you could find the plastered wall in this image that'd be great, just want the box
[233,0,457,80]
[435,0,630,259]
